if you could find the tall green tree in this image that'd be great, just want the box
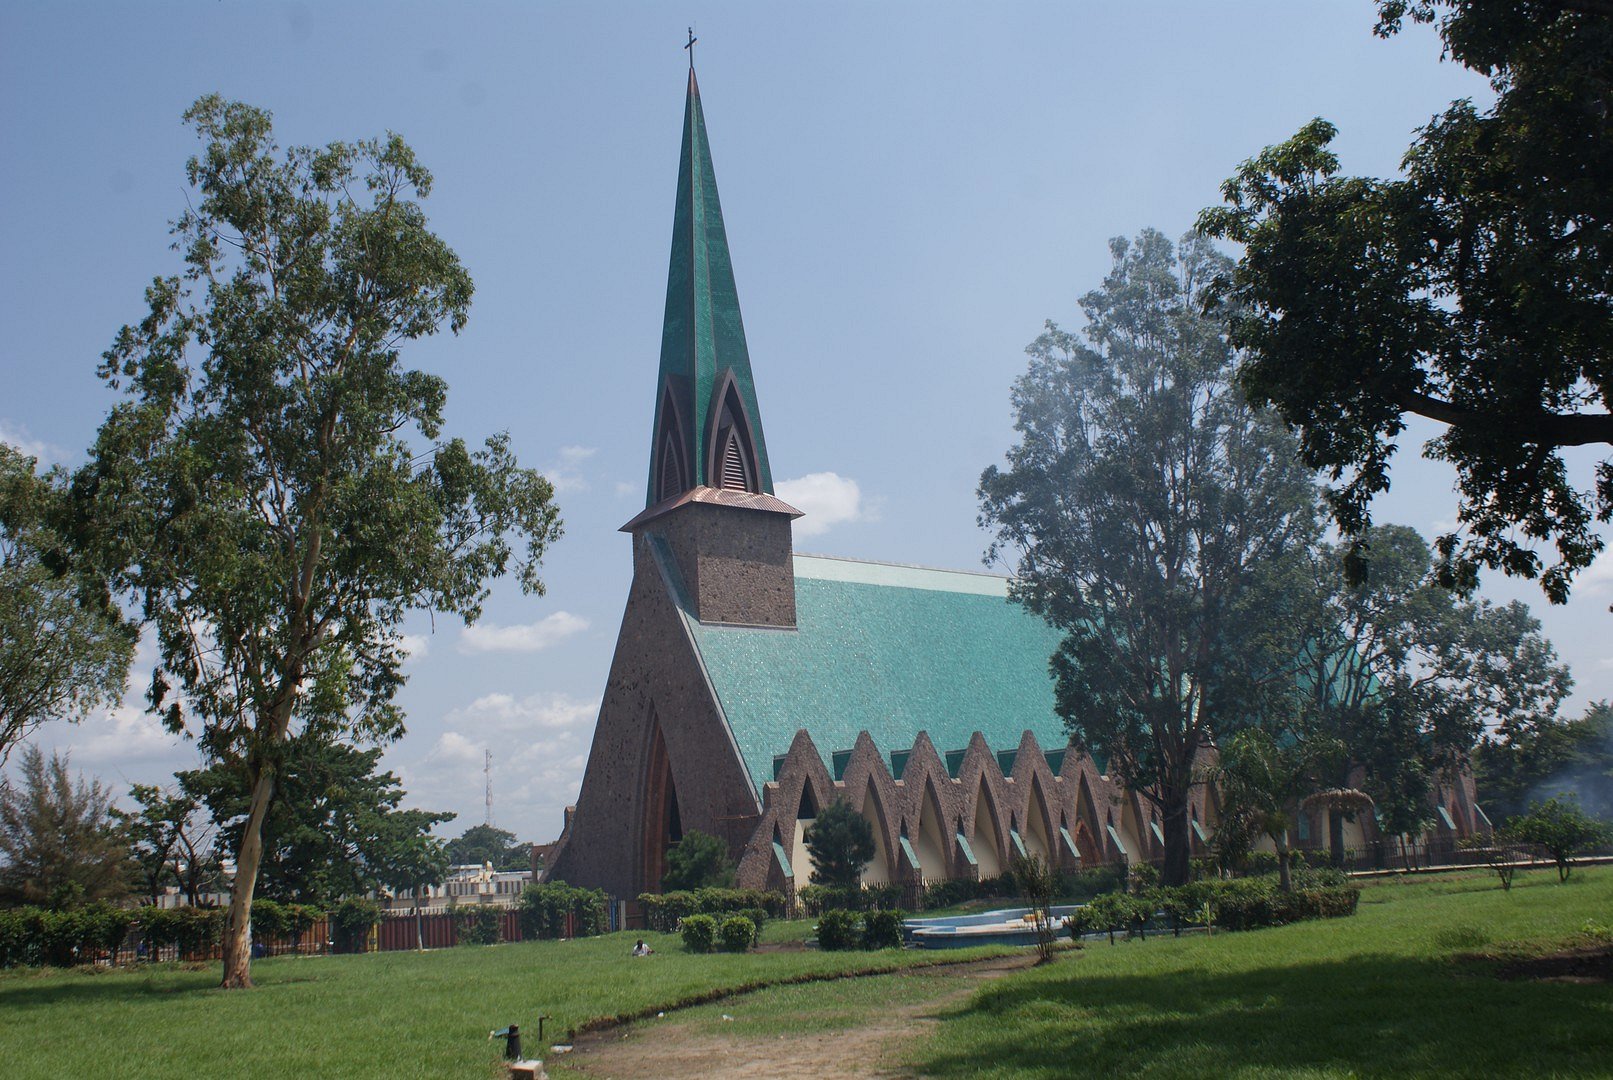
[180,731,453,907]
[1199,2,1613,602]
[979,229,1321,886]
[804,801,876,888]
[444,823,528,872]
[0,445,135,762]
[76,96,562,987]
[0,746,132,908]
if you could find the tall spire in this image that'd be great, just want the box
[645,68,773,507]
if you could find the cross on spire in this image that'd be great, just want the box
[685,26,697,70]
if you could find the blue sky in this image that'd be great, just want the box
[4,2,1608,841]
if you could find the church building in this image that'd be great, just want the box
[542,70,1486,902]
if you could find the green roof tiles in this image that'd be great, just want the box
[647,70,773,503]
[676,553,1070,794]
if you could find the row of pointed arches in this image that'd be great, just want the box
[743,729,1222,893]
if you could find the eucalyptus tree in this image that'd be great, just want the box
[75,96,562,987]
[1199,1,1613,602]
[0,445,135,763]
[979,229,1320,886]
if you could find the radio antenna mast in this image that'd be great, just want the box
[484,749,494,827]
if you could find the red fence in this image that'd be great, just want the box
[374,909,523,951]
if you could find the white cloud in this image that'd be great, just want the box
[776,471,868,538]
[0,419,65,464]
[399,691,601,838]
[425,729,483,766]
[398,633,431,662]
[37,704,189,775]
[545,444,598,494]
[614,480,639,499]
[1582,549,1613,595]
[459,611,589,653]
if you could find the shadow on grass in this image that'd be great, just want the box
[0,967,225,1010]
[917,952,1613,1078]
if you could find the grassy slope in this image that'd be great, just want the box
[0,921,999,1079]
[909,868,1613,1079]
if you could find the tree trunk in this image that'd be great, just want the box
[220,761,277,989]
[1276,836,1293,893]
[415,886,424,951]
[1328,808,1346,869]
[1160,792,1192,887]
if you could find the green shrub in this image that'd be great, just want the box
[815,909,861,951]
[330,897,381,953]
[251,899,288,941]
[459,905,503,946]
[681,913,718,953]
[637,888,786,932]
[718,914,756,952]
[520,881,610,939]
[798,883,902,916]
[862,908,905,950]
[739,906,768,939]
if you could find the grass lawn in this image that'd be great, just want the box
[905,867,1613,1078]
[0,919,1003,1079]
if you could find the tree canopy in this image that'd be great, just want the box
[804,801,876,888]
[979,229,1320,885]
[1198,1,1613,602]
[74,95,562,986]
[0,747,132,909]
[0,445,134,762]
[660,829,735,892]
[444,824,529,872]
[180,731,453,907]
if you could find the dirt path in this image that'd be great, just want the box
[562,954,1037,1080]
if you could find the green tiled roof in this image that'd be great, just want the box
[646,70,773,503]
[674,552,1070,795]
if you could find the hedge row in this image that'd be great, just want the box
[0,904,237,968]
[0,903,135,967]
[796,883,904,916]
[1069,874,1360,942]
[638,887,787,932]
[519,881,609,940]
[815,908,906,951]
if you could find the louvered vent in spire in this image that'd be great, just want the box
[657,425,686,502]
[720,429,750,491]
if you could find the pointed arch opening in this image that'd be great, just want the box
[791,783,818,884]
[640,711,683,893]
[971,781,1004,880]
[1023,779,1054,862]
[859,788,893,886]
[914,782,948,883]
[653,386,690,503]
[705,372,761,494]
